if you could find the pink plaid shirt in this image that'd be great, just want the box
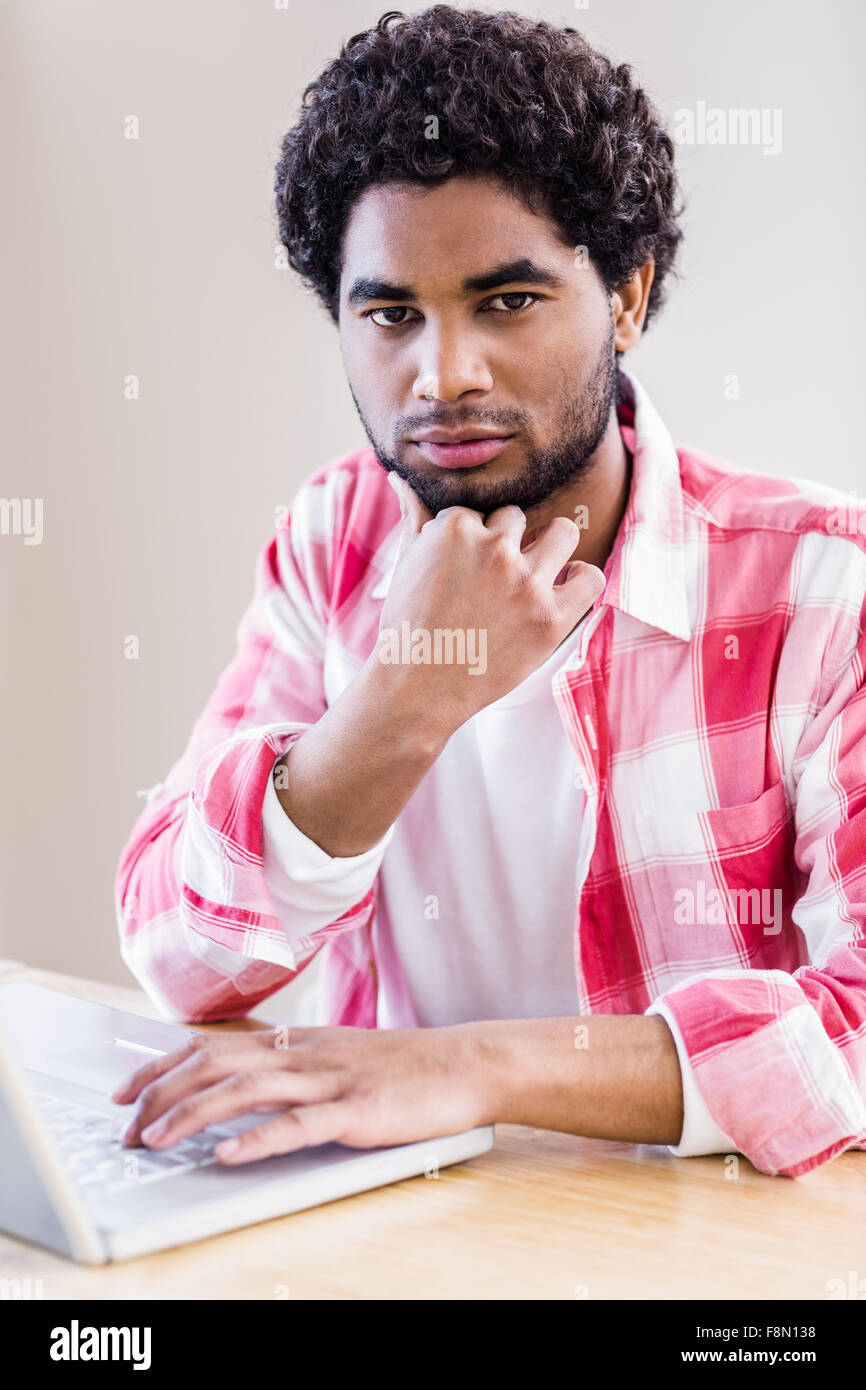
[115,369,866,1178]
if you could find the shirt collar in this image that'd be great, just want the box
[603,368,691,642]
[372,367,691,642]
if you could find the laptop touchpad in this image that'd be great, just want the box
[38,1038,271,1134]
[42,1039,169,1093]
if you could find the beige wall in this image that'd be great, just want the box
[3,0,864,1016]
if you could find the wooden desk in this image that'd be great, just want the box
[1,960,864,1300]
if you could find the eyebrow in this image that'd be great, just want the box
[345,258,566,308]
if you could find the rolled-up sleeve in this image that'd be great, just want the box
[262,762,394,952]
[645,998,736,1156]
[114,477,379,1023]
[646,599,866,1177]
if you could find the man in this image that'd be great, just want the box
[113,7,866,1178]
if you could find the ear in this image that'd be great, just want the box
[611,262,655,352]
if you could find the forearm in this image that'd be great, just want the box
[274,653,454,857]
[471,1014,684,1145]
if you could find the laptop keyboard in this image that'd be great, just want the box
[33,1092,235,1200]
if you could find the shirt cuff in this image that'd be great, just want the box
[646,998,738,1157]
[261,756,394,939]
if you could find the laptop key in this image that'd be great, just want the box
[134,1148,196,1168]
[34,1089,236,1200]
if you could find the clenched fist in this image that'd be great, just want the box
[377,473,606,734]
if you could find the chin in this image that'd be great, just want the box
[405,461,527,515]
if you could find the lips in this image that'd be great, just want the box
[411,436,514,468]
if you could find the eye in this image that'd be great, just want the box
[367,306,418,327]
[484,292,540,315]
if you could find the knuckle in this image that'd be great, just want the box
[127,1062,154,1091]
[230,1070,268,1095]
[166,1097,194,1126]
[437,507,472,532]
[518,569,546,602]
[241,1123,270,1147]
[138,1080,163,1111]
[289,1107,316,1135]
[189,1050,215,1084]
[189,1046,217,1075]
[527,589,558,628]
[514,557,539,587]
[491,504,525,526]
[323,1067,349,1099]
[487,533,513,563]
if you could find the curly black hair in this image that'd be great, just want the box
[274,6,683,330]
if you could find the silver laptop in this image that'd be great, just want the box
[0,981,494,1264]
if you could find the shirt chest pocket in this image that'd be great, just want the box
[632,780,803,967]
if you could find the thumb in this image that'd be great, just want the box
[387,472,434,552]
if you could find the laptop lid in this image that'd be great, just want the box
[0,1005,106,1265]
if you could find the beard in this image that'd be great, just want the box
[349,321,619,516]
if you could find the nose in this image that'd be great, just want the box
[411,324,494,403]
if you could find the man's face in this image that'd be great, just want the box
[337,172,618,516]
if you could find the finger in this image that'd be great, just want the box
[120,1034,293,1144]
[110,1037,205,1105]
[388,473,435,565]
[483,503,527,548]
[138,1069,344,1150]
[430,504,486,532]
[553,560,607,616]
[521,514,581,579]
[215,1102,354,1164]
[111,1027,284,1105]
